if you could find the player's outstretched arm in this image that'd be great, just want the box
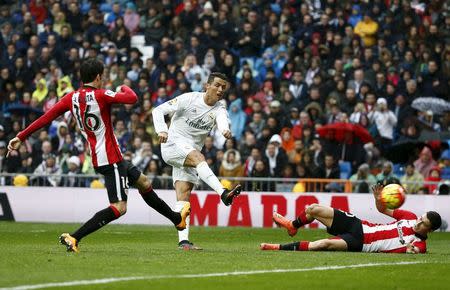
[372,184,394,217]
[9,94,72,156]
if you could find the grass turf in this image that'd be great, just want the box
[0,222,449,290]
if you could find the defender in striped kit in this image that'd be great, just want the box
[7,59,190,253]
[261,184,441,254]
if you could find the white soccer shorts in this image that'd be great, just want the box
[161,142,199,186]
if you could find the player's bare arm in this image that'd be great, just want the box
[406,242,420,254]
[372,184,394,217]
[158,132,168,143]
[222,130,232,139]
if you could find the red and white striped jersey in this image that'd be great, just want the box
[361,209,426,253]
[18,85,138,167]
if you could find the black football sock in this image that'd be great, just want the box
[140,187,181,225]
[280,242,300,251]
[71,206,120,241]
[292,210,312,228]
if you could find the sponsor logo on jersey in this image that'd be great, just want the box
[168,98,178,105]
[104,90,116,97]
[185,118,214,131]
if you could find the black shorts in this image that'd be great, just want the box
[95,160,141,203]
[327,209,364,252]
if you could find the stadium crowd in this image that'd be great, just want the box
[0,0,449,193]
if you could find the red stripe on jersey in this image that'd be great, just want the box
[363,223,416,244]
[78,90,100,167]
[98,96,122,165]
[382,247,407,253]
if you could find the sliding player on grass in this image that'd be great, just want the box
[7,58,190,253]
[261,184,441,253]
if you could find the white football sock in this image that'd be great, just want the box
[175,200,190,243]
[196,161,224,195]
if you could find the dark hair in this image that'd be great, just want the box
[427,211,442,231]
[80,58,104,84]
[406,162,415,168]
[207,72,229,84]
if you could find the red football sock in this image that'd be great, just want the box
[297,241,310,251]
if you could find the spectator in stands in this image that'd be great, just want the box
[418,110,441,132]
[414,147,438,178]
[316,154,340,179]
[219,149,244,188]
[132,141,159,172]
[31,154,61,186]
[61,155,81,187]
[368,97,397,153]
[376,161,397,182]
[228,98,246,142]
[123,3,139,35]
[238,132,256,161]
[288,71,308,106]
[32,78,48,103]
[264,134,288,178]
[424,166,442,195]
[350,163,377,193]
[248,159,272,191]
[51,121,68,153]
[401,163,425,194]
[244,146,263,177]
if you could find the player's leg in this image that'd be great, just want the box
[261,238,348,252]
[60,163,127,252]
[172,167,202,250]
[174,180,200,250]
[129,159,188,229]
[184,150,241,206]
[273,204,334,237]
[295,203,335,228]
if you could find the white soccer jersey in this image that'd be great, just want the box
[152,92,230,151]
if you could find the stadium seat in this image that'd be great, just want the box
[339,161,352,179]
[441,167,450,180]
[393,164,405,177]
[141,45,154,59]
[131,35,145,47]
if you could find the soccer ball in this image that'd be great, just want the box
[380,183,406,209]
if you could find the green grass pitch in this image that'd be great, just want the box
[1,222,450,290]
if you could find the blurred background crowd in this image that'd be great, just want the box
[0,0,449,193]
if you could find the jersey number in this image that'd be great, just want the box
[338,209,355,218]
[74,104,100,131]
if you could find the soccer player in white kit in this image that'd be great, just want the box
[152,72,242,250]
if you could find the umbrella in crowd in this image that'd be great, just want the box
[418,130,450,142]
[316,122,374,160]
[6,103,44,127]
[385,137,426,164]
[411,97,450,115]
[316,122,374,144]
[386,129,450,164]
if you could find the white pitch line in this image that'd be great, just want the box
[0,261,425,290]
